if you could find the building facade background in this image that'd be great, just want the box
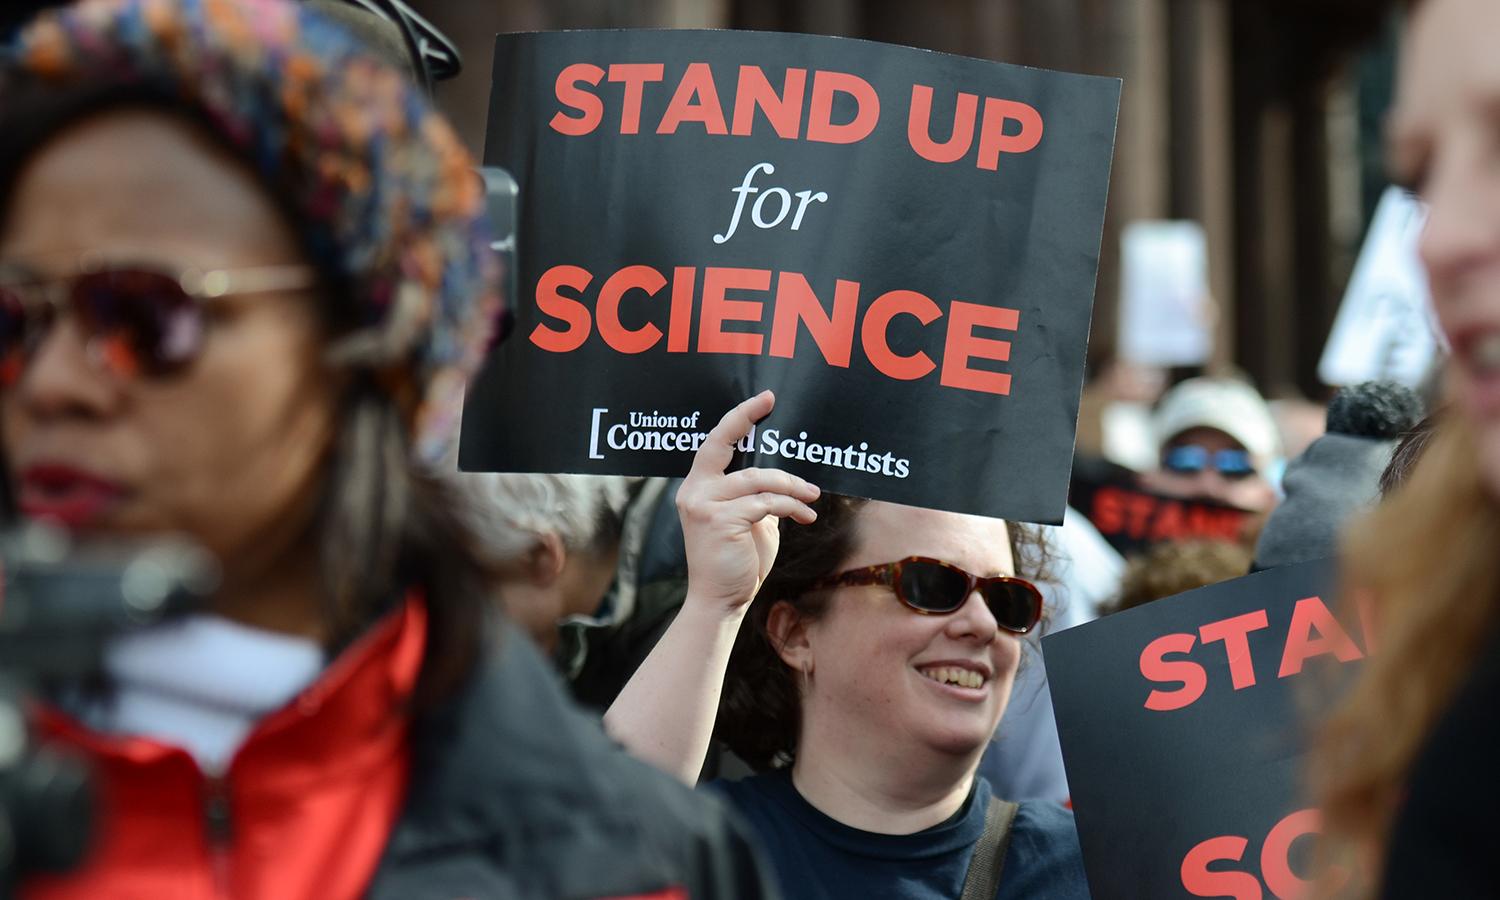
[412,0,1401,401]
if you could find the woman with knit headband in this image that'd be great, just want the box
[0,0,773,897]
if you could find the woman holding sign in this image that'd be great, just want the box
[0,1,771,896]
[1313,0,1500,896]
[607,391,1088,899]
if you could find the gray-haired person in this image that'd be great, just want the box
[458,473,699,709]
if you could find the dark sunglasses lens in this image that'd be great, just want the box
[983,581,1042,633]
[898,561,970,612]
[0,288,30,386]
[74,269,202,377]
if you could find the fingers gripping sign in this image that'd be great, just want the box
[678,390,821,613]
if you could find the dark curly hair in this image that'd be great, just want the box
[716,494,1052,771]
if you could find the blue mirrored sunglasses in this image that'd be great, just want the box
[1163,445,1256,480]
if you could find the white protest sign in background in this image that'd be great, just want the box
[1319,186,1440,389]
[1117,220,1213,367]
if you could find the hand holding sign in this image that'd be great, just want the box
[677,391,821,614]
[607,393,818,783]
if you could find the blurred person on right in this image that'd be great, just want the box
[1310,0,1500,895]
[1137,376,1282,514]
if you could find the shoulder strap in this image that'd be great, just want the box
[960,797,1021,900]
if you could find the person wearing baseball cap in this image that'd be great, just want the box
[1137,376,1283,512]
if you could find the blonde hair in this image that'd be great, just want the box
[1311,415,1500,896]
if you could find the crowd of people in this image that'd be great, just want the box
[0,0,1493,897]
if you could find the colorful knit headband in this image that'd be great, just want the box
[2,0,502,462]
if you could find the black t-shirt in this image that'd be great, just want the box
[710,771,1088,899]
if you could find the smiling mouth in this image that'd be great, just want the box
[917,666,987,690]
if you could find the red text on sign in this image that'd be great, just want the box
[907,84,1044,170]
[1089,486,1249,544]
[548,63,1045,169]
[1139,596,1368,712]
[551,62,879,142]
[528,264,1020,396]
[1180,808,1321,900]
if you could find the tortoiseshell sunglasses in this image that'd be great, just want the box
[811,556,1043,634]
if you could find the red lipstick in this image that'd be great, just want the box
[18,464,125,528]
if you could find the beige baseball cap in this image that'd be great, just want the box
[1153,377,1283,467]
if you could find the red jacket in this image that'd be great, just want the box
[24,599,425,900]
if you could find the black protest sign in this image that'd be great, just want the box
[1044,559,1362,899]
[458,29,1120,523]
[1069,462,1255,556]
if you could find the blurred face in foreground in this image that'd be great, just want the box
[0,110,339,613]
[1394,0,1500,496]
[790,502,1022,764]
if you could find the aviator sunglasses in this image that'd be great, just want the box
[0,261,318,385]
[1162,444,1256,480]
[811,556,1044,634]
